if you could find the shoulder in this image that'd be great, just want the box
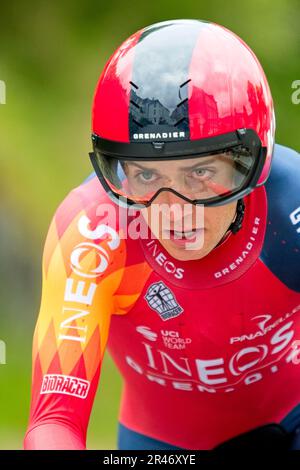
[42,172,125,286]
[265,143,300,189]
[260,144,300,291]
[42,173,152,312]
[54,170,132,241]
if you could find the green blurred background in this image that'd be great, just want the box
[0,0,299,449]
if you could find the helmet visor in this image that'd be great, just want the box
[90,146,258,206]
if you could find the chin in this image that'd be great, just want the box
[160,240,211,262]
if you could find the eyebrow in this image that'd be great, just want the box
[178,158,217,170]
[125,158,218,172]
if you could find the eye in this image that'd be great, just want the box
[142,170,153,180]
[137,170,158,183]
[194,168,206,176]
[192,168,214,180]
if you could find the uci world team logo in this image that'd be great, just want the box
[144,281,183,321]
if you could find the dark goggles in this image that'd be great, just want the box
[89,129,266,207]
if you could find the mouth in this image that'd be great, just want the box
[163,227,204,242]
[171,228,199,237]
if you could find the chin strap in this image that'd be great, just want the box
[228,198,245,234]
[213,198,246,249]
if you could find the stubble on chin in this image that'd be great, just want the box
[158,237,212,262]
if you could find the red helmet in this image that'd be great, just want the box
[90,19,275,207]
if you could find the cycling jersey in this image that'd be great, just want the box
[24,143,300,449]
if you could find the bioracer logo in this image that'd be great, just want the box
[41,374,90,399]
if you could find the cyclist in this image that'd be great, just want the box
[24,19,300,450]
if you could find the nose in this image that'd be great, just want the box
[152,189,195,225]
[154,188,187,206]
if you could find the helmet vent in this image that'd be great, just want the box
[129,80,139,89]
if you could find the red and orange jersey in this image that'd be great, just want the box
[25,177,152,448]
[25,145,300,449]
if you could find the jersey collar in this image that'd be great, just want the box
[138,186,267,289]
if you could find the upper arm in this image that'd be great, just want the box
[25,186,127,448]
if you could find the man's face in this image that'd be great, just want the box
[123,155,238,261]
